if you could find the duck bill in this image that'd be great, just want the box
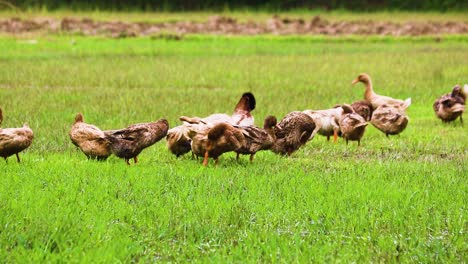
[351,79,359,85]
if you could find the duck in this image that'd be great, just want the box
[338,104,368,146]
[370,104,409,137]
[433,84,466,124]
[0,108,34,163]
[303,106,343,142]
[271,111,315,156]
[167,92,256,158]
[351,100,374,121]
[166,124,193,158]
[69,113,111,160]
[188,122,245,166]
[234,115,277,162]
[352,73,411,110]
[105,119,169,165]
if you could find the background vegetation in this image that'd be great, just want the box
[4,0,467,11]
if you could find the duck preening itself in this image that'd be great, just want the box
[201,122,246,166]
[235,115,277,162]
[271,111,315,156]
[352,73,411,110]
[0,108,34,163]
[433,84,466,124]
[69,113,112,160]
[167,92,256,158]
[338,104,368,146]
[105,119,169,165]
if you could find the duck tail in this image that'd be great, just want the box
[341,104,354,114]
[403,98,412,109]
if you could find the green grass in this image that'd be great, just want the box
[0,34,467,262]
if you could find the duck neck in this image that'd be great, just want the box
[363,79,375,101]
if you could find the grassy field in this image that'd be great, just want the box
[0,31,467,262]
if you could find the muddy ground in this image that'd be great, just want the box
[1,15,467,38]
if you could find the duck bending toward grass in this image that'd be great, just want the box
[188,122,245,166]
[352,73,411,110]
[69,113,111,160]
[303,106,343,142]
[235,115,277,162]
[433,84,466,124]
[339,104,368,146]
[271,111,315,156]
[105,119,169,165]
[0,108,34,163]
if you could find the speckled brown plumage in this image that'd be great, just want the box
[0,108,34,162]
[235,115,277,162]
[69,113,111,160]
[371,104,409,137]
[201,122,246,166]
[106,119,169,165]
[271,111,315,156]
[433,85,466,124]
[339,104,368,146]
[351,100,374,121]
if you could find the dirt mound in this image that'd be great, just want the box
[1,15,467,37]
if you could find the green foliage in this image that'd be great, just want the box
[0,34,467,262]
[5,0,468,12]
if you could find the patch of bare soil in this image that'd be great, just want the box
[0,15,467,38]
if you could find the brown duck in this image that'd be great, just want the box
[167,92,256,158]
[433,84,466,124]
[351,100,374,121]
[271,111,315,156]
[235,115,277,162]
[370,104,409,137]
[105,119,169,165]
[69,113,111,160]
[339,104,368,146]
[0,108,34,162]
[352,73,411,110]
[188,122,245,166]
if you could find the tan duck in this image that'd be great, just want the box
[339,104,368,146]
[167,92,256,158]
[370,104,409,137]
[0,108,34,162]
[235,115,277,162]
[105,119,169,165]
[433,84,466,124]
[271,111,315,156]
[352,73,411,110]
[188,122,245,166]
[303,107,343,142]
[69,113,111,160]
[351,100,374,121]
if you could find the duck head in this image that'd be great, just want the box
[352,73,371,86]
[74,113,84,124]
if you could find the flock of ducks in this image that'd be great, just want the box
[0,73,466,165]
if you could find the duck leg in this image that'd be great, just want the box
[236,153,240,161]
[214,158,219,166]
[333,130,338,143]
[134,156,138,164]
[16,153,21,163]
[202,151,209,166]
[250,154,255,162]
[125,158,130,165]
